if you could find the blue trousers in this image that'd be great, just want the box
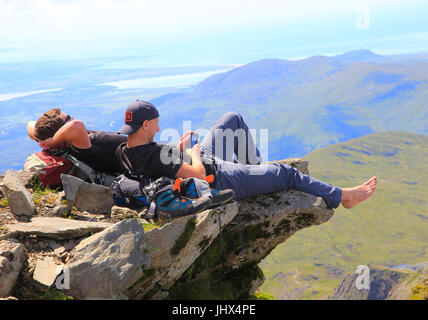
[199,112,342,209]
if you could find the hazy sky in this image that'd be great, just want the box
[0,0,427,64]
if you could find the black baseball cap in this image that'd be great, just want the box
[118,100,159,135]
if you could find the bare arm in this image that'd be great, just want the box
[39,120,91,150]
[175,144,206,180]
[26,121,38,141]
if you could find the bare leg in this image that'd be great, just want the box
[341,176,377,209]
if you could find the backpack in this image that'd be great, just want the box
[24,150,74,188]
[114,145,216,220]
[111,174,214,220]
[65,153,117,188]
[111,174,152,208]
[24,150,117,188]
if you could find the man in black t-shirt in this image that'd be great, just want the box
[117,100,378,210]
[116,100,215,181]
[27,108,126,174]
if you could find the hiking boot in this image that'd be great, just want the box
[156,188,213,219]
[209,188,235,207]
[175,178,235,207]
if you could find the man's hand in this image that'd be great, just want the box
[176,143,206,180]
[178,131,194,152]
[38,138,55,150]
[185,143,201,158]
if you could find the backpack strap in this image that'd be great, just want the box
[63,152,97,183]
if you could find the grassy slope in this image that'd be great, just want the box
[259,131,428,299]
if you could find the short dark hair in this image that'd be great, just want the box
[34,108,65,141]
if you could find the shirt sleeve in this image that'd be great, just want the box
[155,144,184,178]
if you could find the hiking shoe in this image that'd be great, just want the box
[156,188,213,219]
[209,188,235,207]
[175,178,235,207]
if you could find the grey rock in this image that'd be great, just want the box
[4,217,112,240]
[64,240,76,251]
[52,204,68,216]
[126,202,239,299]
[17,170,37,188]
[111,206,138,221]
[267,158,309,175]
[66,219,149,299]
[47,239,61,250]
[2,170,35,216]
[61,174,113,213]
[0,296,18,300]
[220,189,335,270]
[0,239,27,297]
[33,256,62,290]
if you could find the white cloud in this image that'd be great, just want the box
[2,0,415,40]
[0,0,426,59]
[0,0,32,18]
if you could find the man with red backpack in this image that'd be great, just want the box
[27,108,127,175]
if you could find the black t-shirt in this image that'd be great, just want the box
[116,142,216,180]
[69,130,127,174]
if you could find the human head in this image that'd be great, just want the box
[33,108,72,141]
[34,108,65,141]
[118,100,159,138]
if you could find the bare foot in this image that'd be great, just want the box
[341,176,377,209]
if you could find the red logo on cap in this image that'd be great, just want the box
[125,111,133,122]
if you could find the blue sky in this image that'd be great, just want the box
[0,0,427,64]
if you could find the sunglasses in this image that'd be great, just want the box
[65,114,72,123]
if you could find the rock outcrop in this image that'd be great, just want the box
[0,158,337,300]
[3,217,112,240]
[0,239,27,297]
[61,174,113,213]
[67,219,149,299]
[2,171,35,216]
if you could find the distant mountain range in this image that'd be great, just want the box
[0,49,427,173]
[153,49,428,161]
[259,131,428,299]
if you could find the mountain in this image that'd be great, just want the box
[1,49,427,173]
[333,49,384,63]
[155,51,428,161]
[258,131,428,299]
[330,262,428,300]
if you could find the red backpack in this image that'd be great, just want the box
[24,150,74,188]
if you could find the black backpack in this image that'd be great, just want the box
[113,144,213,220]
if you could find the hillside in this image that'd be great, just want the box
[258,131,428,299]
[154,51,428,160]
[330,263,428,300]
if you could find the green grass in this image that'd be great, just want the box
[28,174,60,206]
[0,197,8,208]
[170,217,197,256]
[140,220,161,232]
[14,285,74,300]
[249,291,274,300]
[259,131,428,299]
[411,276,428,300]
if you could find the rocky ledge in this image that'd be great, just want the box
[0,158,335,300]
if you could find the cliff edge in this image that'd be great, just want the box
[0,158,335,300]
